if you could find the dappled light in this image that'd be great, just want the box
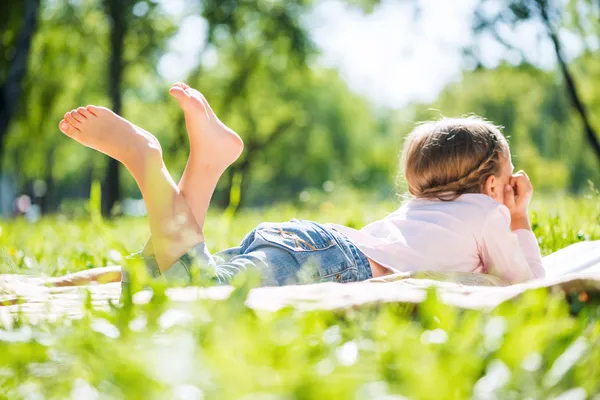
[2,0,600,398]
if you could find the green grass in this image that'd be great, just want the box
[1,195,600,399]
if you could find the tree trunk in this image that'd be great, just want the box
[0,0,40,176]
[0,139,6,185]
[537,0,600,163]
[101,0,128,216]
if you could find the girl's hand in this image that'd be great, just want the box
[503,171,533,231]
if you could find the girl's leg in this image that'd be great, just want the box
[49,266,122,286]
[58,106,202,271]
[141,83,243,257]
[170,82,243,233]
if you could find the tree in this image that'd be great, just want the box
[1,0,389,212]
[401,62,599,191]
[4,0,111,213]
[195,0,314,207]
[3,0,176,214]
[174,0,386,208]
[471,0,600,164]
[100,0,175,216]
[100,0,131,216]
[0,0,41,176]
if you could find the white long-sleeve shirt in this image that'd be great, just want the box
[328,194,544,284]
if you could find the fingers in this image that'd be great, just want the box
[509,171,533,214]
[503,184,516,209]
[511,172,533,195]
[513,170,531,183]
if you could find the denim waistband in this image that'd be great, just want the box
[329,227,373,281]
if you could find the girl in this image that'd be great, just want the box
[56,83,543,288]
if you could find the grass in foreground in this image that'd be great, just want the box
[1,195,600,399]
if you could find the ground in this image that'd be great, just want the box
[0,195,599,399]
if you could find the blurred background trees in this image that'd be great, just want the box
[0,0,40,178]
[1,0,598,217]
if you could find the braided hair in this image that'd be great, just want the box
[401,117,509,201]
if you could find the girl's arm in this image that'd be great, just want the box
[481,172,544,283]
[481,206,544,283]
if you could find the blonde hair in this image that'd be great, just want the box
[401,116,509,201]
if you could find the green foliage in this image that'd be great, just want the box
[3,0,392,209]
[89,179,102,226]
[1,196,600,398]
[469,0,600,191]
[3,0,600,211]
[2,0,600,396]
[3,0,178,212]
[397,63,600,192]
[0,1,29,83]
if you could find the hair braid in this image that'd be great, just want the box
[402,117,508,201]
[418,146,501,200]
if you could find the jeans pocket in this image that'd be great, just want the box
[318,264,358,283]
[255,220,336,253]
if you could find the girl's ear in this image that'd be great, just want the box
[484,175,497,200]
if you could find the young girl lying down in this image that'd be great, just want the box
[56,82,543,288]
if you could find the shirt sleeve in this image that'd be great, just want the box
[480,205,545,284]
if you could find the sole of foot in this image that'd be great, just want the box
[169,83,244,170]
[58,106,163,168]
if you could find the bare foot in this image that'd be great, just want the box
[169,83,244,170]
[58,106,163,168]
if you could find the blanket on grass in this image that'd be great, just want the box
[1,241,600,326]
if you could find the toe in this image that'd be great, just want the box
[169,86,191,102]
[86,105,111,116]
[76,107,90,118]
[86,105,101,116]
[65,112,82,130]
[70,110,83,123]
[59,119,75,136]
[172,82,190,90]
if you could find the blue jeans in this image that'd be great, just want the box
[132,219,373,286]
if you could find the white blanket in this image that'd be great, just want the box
[543,240,600,277]
[1,241,599,326]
